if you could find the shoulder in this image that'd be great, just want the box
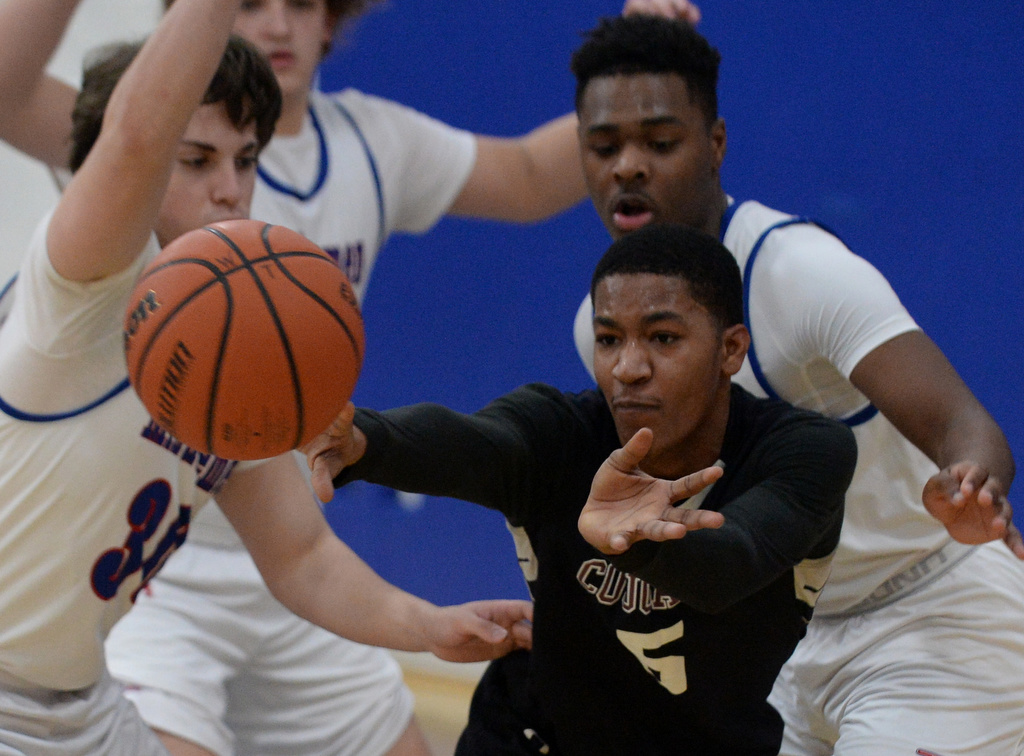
[730,385,858,464]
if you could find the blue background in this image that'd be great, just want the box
[317,1,1024,605]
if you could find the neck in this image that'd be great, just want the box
[275,91,310,137]
[705,189,730,239]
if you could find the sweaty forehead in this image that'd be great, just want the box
[594,273,698,318]
[579,72,694,128]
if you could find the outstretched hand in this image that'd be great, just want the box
[623,0,701,24]
[300,402,366,503]
[426,600,534,664]
[579,428,724,555]
[923,461,1023,558]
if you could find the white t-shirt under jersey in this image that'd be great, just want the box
[574,199,963,615]
[0,215,239,690]
[192,87,477,547]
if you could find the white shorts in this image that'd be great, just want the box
[105,538,414,756]
[770,541,1024,756]
[0,668,167,756]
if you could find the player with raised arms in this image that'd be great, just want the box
[0,0,532,751]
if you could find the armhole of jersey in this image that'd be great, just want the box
[0,272,133,422]
[331,100,386,256]
[0,378,131,422]
[738,214,879,428]
[256,105,330,201]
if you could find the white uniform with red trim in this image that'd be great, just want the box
[106,87,477,756]
[573,198,1024,756]
[0,214,243,754]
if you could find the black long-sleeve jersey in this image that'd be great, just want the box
[338,383,857,755]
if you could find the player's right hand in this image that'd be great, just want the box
[300,402,366,502]
[622,0,701,24]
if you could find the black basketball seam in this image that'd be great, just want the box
[207,224,304,449]
[130,257,233,447]
[253,229,364,366]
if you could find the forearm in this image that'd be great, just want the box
[450,112,587,222]
[264,527,443,651]
[340,403,527,513]
[0,0,80,163]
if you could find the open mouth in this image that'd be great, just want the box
[612,196,655,232]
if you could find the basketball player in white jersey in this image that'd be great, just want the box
[0,0,533,752]
[107,2,699,755]
[570,14,1024,756]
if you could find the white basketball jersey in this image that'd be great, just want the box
[574,199,961,615]
[0,216,237,690]
[193,88,477,547]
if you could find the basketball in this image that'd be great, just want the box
[123,219,364,461]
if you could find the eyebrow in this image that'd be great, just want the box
[180,139,260,155]
[594,310,686,328]
[586,115,684,134]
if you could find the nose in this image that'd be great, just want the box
[612,143,648,185]
[611,339,651,384]
[212,165,244,209]
[264,0,290,36]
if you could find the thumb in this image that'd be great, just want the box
[310,456,335,503]
[608,428,654,473]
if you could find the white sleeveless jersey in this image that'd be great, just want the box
[574,199,963,615]
[192,87,477,547]
[0,215,238,690]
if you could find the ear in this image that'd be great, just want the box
[720,323,749,377]
[710,117,727,170]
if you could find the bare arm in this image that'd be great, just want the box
[0,0,81,165]
[217,454,532,661]
[850,330,1020,555]
[448,112,586,223]
[46,0,240,283]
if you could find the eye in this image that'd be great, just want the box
[181,156,208,169]
[587,141,618,159]
[594,332,619,348]
[650,139,679,153]
[236,155,259,171]
[652,332,678,345]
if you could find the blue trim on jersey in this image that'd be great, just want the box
[256,106,329,201]
[719,201,740,243]
[0,378,131,422]
[725,208,878,428]
[331,99,386,254]
[0,273,133,422]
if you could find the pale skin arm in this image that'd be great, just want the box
[46,0,242,283]
[621,0,701,23]
[578,427,724,555]
[0,0,80,165]
[850,330,1021,556]
[216,453,532,661]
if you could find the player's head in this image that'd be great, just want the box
[572,15,727,240]
[590,224,748,477]
[224,0,383,103]
[69,35,281,246]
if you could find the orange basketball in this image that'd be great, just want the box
[124,219,364,461]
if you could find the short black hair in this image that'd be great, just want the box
[591,223,743,330]
[69,35,281,172]
[571,15,721,126]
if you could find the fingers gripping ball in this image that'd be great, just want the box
[124,220,364,460]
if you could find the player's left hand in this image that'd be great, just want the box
[922,461,1022,556]
[622,0,701,24]
[426,600,533,663]
[579,427,724,555]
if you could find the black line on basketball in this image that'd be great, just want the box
[253,227,363,365]
[131,258,233,417]
[207,224,305,448]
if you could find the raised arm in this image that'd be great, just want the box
[217,453,532,662]
[448,112,586,223]
[0,0,81,165]
[850,330,1020,555]
[46,0,241,283]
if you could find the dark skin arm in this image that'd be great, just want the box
[850,330,1020,556]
